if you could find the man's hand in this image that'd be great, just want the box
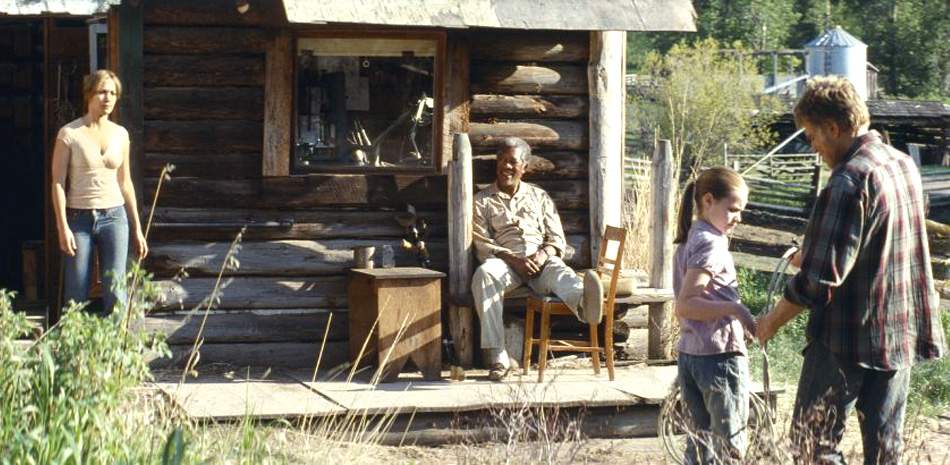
[756,298,805,345]
[499,252,541,280]
[528,249,549,270]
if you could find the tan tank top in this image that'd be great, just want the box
[58,118,127,209]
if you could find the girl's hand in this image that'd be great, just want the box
[133,229,148,260]
[59,228,77,256]
[733,303,756,337]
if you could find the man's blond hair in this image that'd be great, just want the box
[793,76,869,132]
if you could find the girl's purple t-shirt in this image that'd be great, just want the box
[673,219,747,356]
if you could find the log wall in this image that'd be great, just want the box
[139,4,591,369]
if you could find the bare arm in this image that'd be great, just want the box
[50,135,75,256]
[117,134,148,259]
[756,297,804,344]
[676,268,755,333]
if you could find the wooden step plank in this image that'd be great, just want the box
[150,341,348,370]
[153,277,347,311]
[137,310,348,344]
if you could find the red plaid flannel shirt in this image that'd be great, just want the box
[785,131,946,370]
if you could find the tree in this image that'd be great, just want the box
[629,39,780,177]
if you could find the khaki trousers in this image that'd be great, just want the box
[471,256,583,350]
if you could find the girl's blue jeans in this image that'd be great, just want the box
[62,206,129,314]
[678,351,750,465]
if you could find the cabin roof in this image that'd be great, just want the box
[0,0,118,15]
[283,0,697,31]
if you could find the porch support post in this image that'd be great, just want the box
[648,139,676,360]
[448,133,474,367]
[588,31,625,263]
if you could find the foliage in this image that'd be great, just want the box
[628,0,950,100]
[629,39,780,177]
[738,267,950,416]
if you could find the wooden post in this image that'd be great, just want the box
[648,139,676,360]
[263,31,292,177]
[448,133,474,367]
[588,31,625,262]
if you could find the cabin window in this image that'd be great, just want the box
[293,35,442,173]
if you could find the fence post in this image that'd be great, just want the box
[806,155,822,213]
[648,139,676,360]
[723,143,728,167]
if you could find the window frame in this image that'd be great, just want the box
[290,28,447,175]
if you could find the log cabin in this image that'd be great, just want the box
[5,0,695,370]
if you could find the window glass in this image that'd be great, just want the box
[294,37,437,172]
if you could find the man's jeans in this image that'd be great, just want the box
[792,341,910,465]
[678,352,749,465]
[63,206,129,314]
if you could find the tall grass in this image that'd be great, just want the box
[737,267,950,416]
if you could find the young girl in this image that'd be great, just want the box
[672,167,755,465]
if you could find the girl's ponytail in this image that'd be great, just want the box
[673,181,696,244]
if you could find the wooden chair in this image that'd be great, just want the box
[523,225,627,382]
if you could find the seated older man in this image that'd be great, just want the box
[472,137,603,381]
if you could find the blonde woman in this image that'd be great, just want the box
[51,70,147,313]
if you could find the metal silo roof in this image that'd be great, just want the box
[805,26,866,48]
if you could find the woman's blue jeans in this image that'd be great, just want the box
[63,206,129,314]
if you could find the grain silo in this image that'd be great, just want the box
[804,26,869,100]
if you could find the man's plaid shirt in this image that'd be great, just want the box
[785,130,946,370]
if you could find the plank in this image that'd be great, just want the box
[146,238,449,277]
[263,31,292,177]
[151,341,349,370]
[153,371,345,420]
[148,208,449,240]
[473,151,588,181]
[144,120,262,153]
[470,63,587,95]
[143,55,264,87]
[144,26,268,54]
[144,152,260,179]
[144,87,263,120]
[144,0,286,27]
[470,31,588,63]
[147,235,590,277]
[147,175,448,209]
[471,94,588,119]
[136,310,347,343]
[469,120,587,151]
[152,276,348,311]
[476,179,589,210]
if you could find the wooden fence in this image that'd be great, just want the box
[623,152,823,216]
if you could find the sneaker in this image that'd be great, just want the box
[488,363,510,382]
[582,269,604,324]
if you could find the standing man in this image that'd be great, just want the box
[757,76,945,464]
[472,137,604,381]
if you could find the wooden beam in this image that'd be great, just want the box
[144,152,261,179]
[470,31,589,63]
[113,0,144,223]
[153,277,348,311]
[587,31,625,261]
[144,120,263,153]
[471,94,588,119]
[143,0,286,27]
[448,133,474,367]
[152,341,349,370]
[144,26,268,54]
[470,63,587,95]
[136,310,348,344]
[469,120,587,151]
[144,87,263,120]
[143,55,264,87]
[263,30,292,177]
[473,151,587,181]
[648,140,676,360]
[441,32,470,173]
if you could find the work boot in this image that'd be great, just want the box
[582,269,604,324]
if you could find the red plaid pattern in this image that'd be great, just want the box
[785,131,946,370]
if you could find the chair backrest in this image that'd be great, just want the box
[595,225,627,308]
